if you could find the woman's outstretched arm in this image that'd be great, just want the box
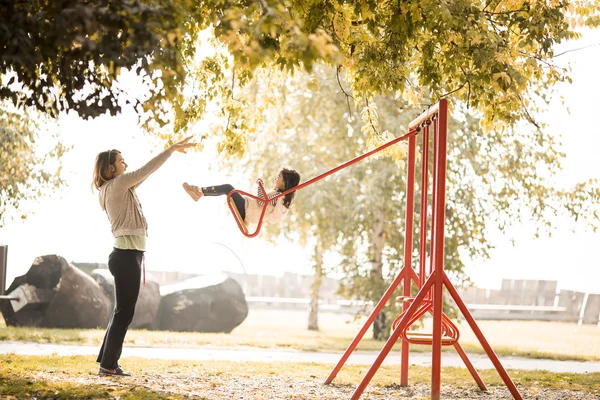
[114,137,196,190]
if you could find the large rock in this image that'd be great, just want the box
[0,255,111,328]
[157,274,248,333]
[91,268,161,329]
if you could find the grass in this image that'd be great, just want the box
[1,309,599,362]
[1,354,599,399]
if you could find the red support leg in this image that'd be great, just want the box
[429,118,439,278]
[431,271,444,399]
[325,265,413,384]
[401,135,417,386]
[419,126,430,289]
[430,99,449,400]
[453,342,487,391]
[443,274,523,400]
[350,275,435,400]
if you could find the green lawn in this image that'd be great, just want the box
[1,309,599,361]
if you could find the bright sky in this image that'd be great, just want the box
[466,28,600,293]
[1,29,599,294]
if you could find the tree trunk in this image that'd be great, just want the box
[308,243,324,331]
[371,209,389,340]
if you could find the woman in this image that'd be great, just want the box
[91,136,195,376]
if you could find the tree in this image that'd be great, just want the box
[218,66,358,331]
[3,1,599,136]
[223,63,600,339]
[0,102,67,227]
[0,0,190,125]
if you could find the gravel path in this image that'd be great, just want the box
[2,341,600,374]
[41,371,600,400]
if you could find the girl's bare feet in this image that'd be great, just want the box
[183,182,203,202]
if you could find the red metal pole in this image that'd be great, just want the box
[419,125,430,289]
[324,265,416,384]
[453,342,487,391]
[262,130,418,205]
[400,135,417,386]
[443,273,523,400]
[430,99,449,399]
[351,274,436,400]
[429,118,438,279]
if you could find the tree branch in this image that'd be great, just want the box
[483,9,528,16]
[255,0,277,37]
[365,98,379,136]
[517,92,540,129]
[518,50,566,71]
[225,111,231,132]
[553,42,600,58]
[437,81,468,102]
[336,65,355,117]
[231,70,237,101]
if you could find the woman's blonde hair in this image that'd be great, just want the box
[91,149,121,190]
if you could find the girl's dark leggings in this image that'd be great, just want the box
[96,248,143,369]
[202,184,246,220]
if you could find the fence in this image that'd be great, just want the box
[69,262,600,325]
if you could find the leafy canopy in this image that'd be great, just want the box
[0,0,188,125]
[180,0,600,156]
[1,0,599,141]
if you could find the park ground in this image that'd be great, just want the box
[1,309,599,399]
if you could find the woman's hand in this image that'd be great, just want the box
[168,136,197,154]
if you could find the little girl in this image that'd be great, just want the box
[183,168,300,227]
[91,136,195,377]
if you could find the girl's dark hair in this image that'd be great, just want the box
[91,149,121,190]
[280,168,301,208]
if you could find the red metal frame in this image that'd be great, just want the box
[324,100,523,400]
[227,99,522,399]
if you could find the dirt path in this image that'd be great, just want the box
[40,370,599,400]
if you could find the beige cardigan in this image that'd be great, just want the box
[99,150,171,237]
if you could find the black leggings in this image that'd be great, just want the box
[97,248,143,369]
[202,184,246,221]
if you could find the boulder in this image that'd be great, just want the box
[91,268,161,329]
[157,274,248,333]
[0,255,111,328]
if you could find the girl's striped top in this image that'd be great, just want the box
[256,179,280,206]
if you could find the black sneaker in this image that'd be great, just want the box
[98,366,132,377]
